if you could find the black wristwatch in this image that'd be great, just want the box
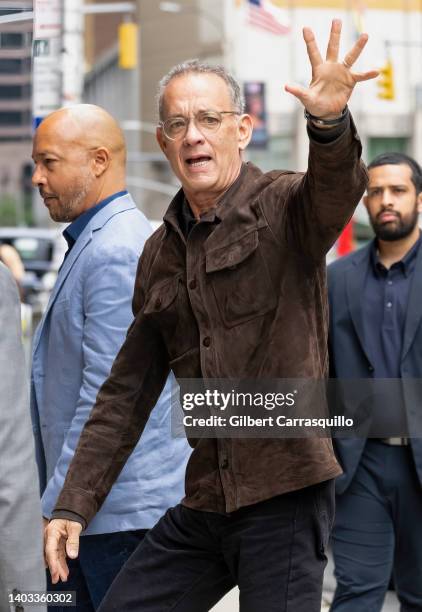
[304,106,349,126]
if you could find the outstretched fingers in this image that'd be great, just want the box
[326,19,342,62]
[352,69,380,83]
[284,83,309,106]
[343,33,369,69]
[303,27,323,73]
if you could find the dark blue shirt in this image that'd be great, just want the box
[364,234,421,436]
[364,234,421,378]
[63,190,128,252]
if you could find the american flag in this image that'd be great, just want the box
[247,0,290,36]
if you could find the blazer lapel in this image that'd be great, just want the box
[33,194,137,354]
[346,243,373,366]
[33,229,93,353]
[402,243,422,361]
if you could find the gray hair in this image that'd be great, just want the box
[157,59,245,120]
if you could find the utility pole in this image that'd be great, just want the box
[32,0,62,127]
[61,0,84,105]
[32,0,62,224]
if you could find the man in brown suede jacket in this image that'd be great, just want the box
[45,20,377,612]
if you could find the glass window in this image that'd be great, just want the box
[0,58,22,74]
[0,33,23,48]
[366,137,409,162]
[0,85,22,99]
[0,111,23,126]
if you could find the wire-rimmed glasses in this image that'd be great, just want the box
[159,110,240,140]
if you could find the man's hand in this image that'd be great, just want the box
[285,19,378,119]
[44,519,82,584]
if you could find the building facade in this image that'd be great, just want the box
[0,0,33,225]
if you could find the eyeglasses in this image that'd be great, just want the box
[159,110,240,141]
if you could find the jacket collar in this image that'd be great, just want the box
[163,162,270,248]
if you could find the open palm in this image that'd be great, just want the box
[286,19,379,119]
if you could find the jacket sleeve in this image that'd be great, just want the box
[42,243,146,519]
[0,265,46,611]
[261,114,368,261]
[53,244,170,526]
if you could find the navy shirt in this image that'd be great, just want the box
[63,190,128,253]
[364,234,421,436]
[364,234,421,378]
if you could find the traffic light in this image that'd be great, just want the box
[377,60,395,100]
[118,22,138,69]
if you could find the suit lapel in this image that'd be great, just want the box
[346,243,373,366]
[33,230,93,353]
[402,243,422,361]
[33,194,137,354]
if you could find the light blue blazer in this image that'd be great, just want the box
[30,194,190,535]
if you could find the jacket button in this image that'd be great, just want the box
[368,365,374,372]
[155,298,162,309]
[221,458,229,469]
[189,279,197,290]
[203,336,211,347]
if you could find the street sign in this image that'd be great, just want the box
[33,0,61,39]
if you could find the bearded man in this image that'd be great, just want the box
[328,152,422,611]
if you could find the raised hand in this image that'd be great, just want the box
[285,19,378,120]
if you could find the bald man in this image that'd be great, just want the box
[30,105,190,611]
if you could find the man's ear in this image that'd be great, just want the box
[92,147,110,177]
[417,191,422,214]
[156,127,168,157]
[238,114,253,151]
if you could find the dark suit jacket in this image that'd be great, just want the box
[328,242,422,494]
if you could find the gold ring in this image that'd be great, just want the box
[343,59,352,69]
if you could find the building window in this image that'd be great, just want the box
[0,111,23,126]
[0,85,23,99]
[0,58,23,74]
[0,33,24,48]
[366,137,409,162]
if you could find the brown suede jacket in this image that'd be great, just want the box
[53,117,367,525]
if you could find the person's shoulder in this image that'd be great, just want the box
[257,166,304,200]
[328,244,370,277]
[144,223,166,250]
[93,206,152,250]
[105,202,151,233]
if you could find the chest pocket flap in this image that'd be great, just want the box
[205,229,276,328]
[206,230,258,273]
[144,277,179,315]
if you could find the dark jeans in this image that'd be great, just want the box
[98,480,334,612]
[331,440,422,611]
[47,528,147,611]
